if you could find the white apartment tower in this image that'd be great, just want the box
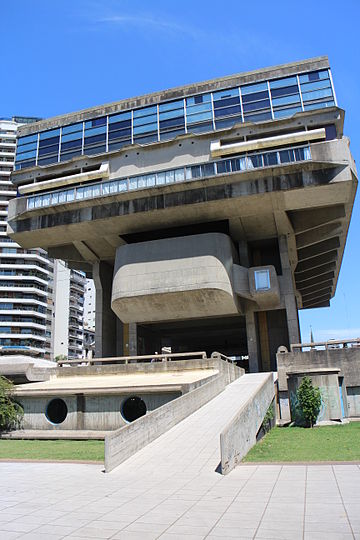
[0,117,53,359]
[52,260,86,359]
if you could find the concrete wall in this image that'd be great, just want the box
[104,374,226,472]
[220,373,274,474]
[18,391,181,431]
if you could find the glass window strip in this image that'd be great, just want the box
[25,145,311,210]
[16,69,337,171]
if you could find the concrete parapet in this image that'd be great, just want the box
[220,373,274,474]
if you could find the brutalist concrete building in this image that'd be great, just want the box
[7,57,357,372]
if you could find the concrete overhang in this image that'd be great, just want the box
[18,162,109,195]
[210,128,326,158]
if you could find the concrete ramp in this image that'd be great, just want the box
[106,372,274,474]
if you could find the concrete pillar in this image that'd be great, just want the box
[93,261,122,357]
[278,236,301,345]
[129,323,138,356]
[245,310,260,373]
[238,239,250,267]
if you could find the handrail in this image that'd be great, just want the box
[57,351,208,367]
[290,338,360,352]
[211,351,236,364]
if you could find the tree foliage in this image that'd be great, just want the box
[0,376,23,432]
[296,376,322,428]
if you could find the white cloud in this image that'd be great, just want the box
[98,14,199,40]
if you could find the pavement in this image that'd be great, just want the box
[0,372,359,539]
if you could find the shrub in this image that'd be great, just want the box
[55,355,67,363]
[0,376,23,432]
[263,403,275,433]
[296,376,322,428]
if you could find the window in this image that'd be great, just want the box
[254,269,270,291]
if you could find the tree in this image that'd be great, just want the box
[55,355,67,364]
[0,376,23,432]
[296,376,322,428]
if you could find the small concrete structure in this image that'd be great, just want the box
[287,368,343,423]
[277,340,360,422]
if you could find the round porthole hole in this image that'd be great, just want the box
[46,398,68,424]
[121,396,147,422]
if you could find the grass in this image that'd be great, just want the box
[244,422,360,462]
[0,439,104,462]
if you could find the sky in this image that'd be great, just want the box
[2,0,360,343]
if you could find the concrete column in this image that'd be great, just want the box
[93,261,122,357]
[238,239,250,267]
[279,236,301,345]
[245,310,260,373]
[129,323,138,356]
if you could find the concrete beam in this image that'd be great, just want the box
[73,241,100,263]
[295,222,342,249]
[301,286,332,300]
[297,272,335,290]
[295,250,338,274]
[295,261,336,283]
[303,294,332,308]
[298,281,333,296]
[288,204,345,234]
[297,237,340,262]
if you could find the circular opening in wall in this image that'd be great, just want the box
[121,396,147,423]
[45,398,68,424]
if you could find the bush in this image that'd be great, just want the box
[0,376,23,432]
[296,376,322,428]
[55,355,67,363]
[263,403,275,433]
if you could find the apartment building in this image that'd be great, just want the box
[52,260,86,359]
[0,117,53,360]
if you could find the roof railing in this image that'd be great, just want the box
[290,338,360,352]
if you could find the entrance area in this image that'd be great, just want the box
[137,315,248,360]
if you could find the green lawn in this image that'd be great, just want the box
[0,439,104,462]
[244,422,360,462]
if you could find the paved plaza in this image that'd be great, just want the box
[0,461,359,540]
[0,374,359,540]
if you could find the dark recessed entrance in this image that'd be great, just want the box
[121,396,147,422]
[137,315,247,358]
[46,398,68,424]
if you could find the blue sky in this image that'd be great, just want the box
[2,0,360,342]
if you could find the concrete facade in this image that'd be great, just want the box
[7,58,357,370]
